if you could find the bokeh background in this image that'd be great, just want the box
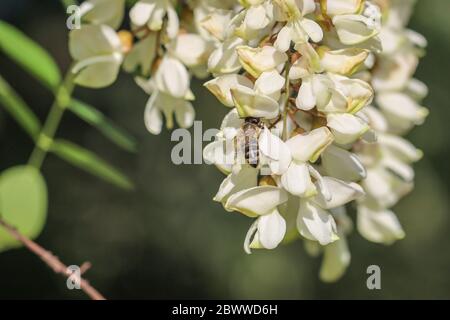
[0,0,449,299]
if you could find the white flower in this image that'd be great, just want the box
[202,108,244,173]
[372,50,419,91]
[79,0,125,29]
[319,207,352,282]
[236,45,288,78]
[273,0,323,51]
[232,1,275,41]
[244,208,287,252]
[360,166,413,209]
[358,105,389,133]
[297,178,363,246]
[376,92,429,133]
[69,24,123,88]
[136,58,195,134]
[326,113,369,145]
[357,205,405,245]
[377,133,423,163]
[205,70,285,118]
[225,184,289,215]
[208,36,244,75]
[319,235,351,282]
[332,14,380,45]
[295,73,373,114]
[199,9,233,41]
[311,176,365,210]
[289,42,323,80]
[167,34,214,68]
[130,0,179,39]
[224,185,288,251]
[297,199,338,245]
[204,74,254,107]
[143,90,195,135]
[213,165,259,206]
[259,127,334,196]
[319,47,369,76]
[319,0,363,16]
[321,144,366,181]
[153,56,191,98]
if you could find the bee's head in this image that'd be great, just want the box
[245,117,260,125]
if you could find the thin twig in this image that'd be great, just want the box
[0,217,106,300]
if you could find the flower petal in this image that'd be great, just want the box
[254,70,285,101]
[274,25,292,52]
[319,236,351,282]
[257,209,287,249]
[327,113,369,145]
[69,24,122,60]
[214,166,259,204]
[174,101,195,129]
[321,144,366,181]
[259,128,292,174]
[225,186,288,217]
[81,0,125,29]
[297,199,339,245]
[296,76,316,110]
[237,45,288,78]
[231,86,280,119]
[332,14,379,45]
[281,161,316,197]
[312,177,365,209]
[357,205,405,245]
[320,47,369,76]
[299,18,323,43]
[144,92,163,135]
[286,127,334,162]
[154,56,190,98]
[204,74,253,107]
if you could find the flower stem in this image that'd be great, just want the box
[28,69,76,169]
[282,60,291,141]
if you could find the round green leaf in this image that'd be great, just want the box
[0,165,48,252]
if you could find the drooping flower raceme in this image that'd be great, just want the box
[68,0,428,282]
[202,0,426,282]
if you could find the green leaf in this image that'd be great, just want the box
[0,20,61,90]
[60,0,78,9]
[69,99,137,153]
[51,139,134,190]
[0,166,48,252]
[0,75,42,139]
[126,0,139,7]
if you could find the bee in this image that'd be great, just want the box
[235,117,264,168]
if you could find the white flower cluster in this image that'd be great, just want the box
[67,0,428,282]
[69,0,215,134]
[203,0,383,282]
[354,0,428,246]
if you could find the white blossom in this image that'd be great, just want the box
[69,24,124,88]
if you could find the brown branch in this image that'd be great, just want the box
[0,217,106,300]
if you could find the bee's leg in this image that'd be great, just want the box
[268,115,282,129]
[247,137,259,168]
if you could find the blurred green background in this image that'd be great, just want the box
[0,0,449,299]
